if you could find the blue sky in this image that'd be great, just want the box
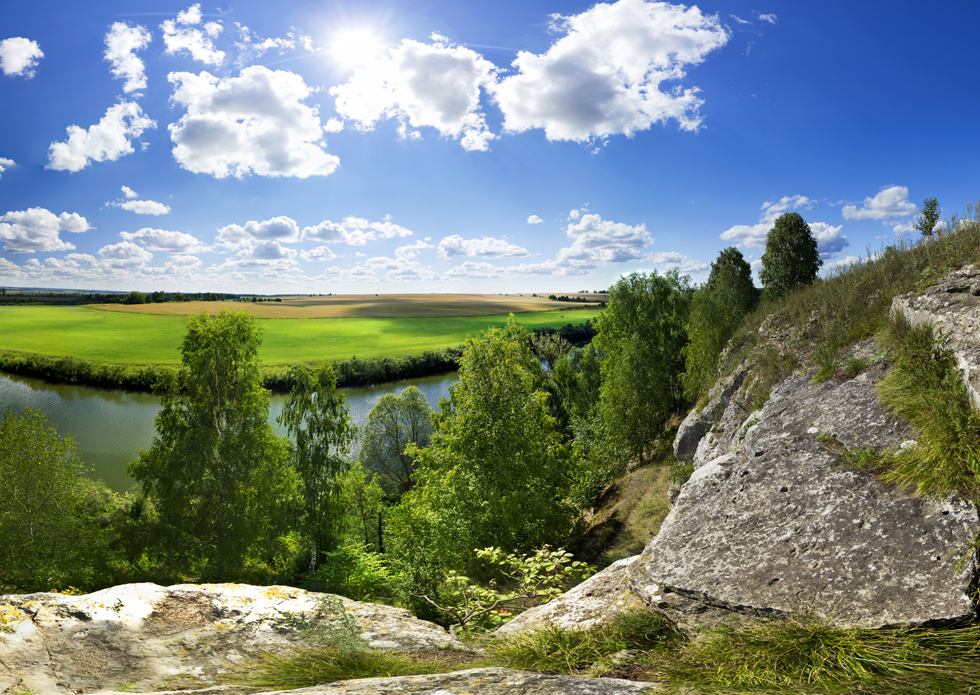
[1,0,977,294]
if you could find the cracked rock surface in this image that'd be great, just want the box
[0,583,464,694]
[641,375,980,634]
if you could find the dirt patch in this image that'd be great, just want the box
[144,593,225,636]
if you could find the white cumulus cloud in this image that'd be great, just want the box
[560,212,651,265]
[301,246,337,262]
[437,235,529,259]
[331,36,497,151]
[0,157,14,178]
[810,222,848,256]
[527,215,543,224]
[648,251,708,273]
[493,0,729,142]
[217,216,301,247]
[119,228,209,253]
[841,185,917,222]
[0,208,90,253]
[0,37,43,78]
[161,4,225,65]
[98,240,153,268]
[104,22,153,92]
[395,240,434,258]
[302,215,414,246]
[234,23,316,65]
[46,101,156,172]
[168,66,339,178]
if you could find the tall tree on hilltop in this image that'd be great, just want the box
[759,212,822,302]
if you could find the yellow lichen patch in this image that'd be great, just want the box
[0,604,26,632]
[261,586,299,601]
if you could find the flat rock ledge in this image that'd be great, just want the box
[639,375,980,635]
[0,583,464,695]
[259,667,660,694]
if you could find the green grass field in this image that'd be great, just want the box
[0,305,603,365]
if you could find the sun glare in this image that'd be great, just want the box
[331,29,385,69]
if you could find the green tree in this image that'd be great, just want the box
[278,363,357,578]
[359,385,433,500]
[593,269,693,464]
[124,290,146,304]
[0,408,97,591]
[683,247,756,399]
[129,310,298,579]
[389,317,574,584]
[759,212,822,301]
[914,196,940,238]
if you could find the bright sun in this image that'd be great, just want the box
[331,29,385,69]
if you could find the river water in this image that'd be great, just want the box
[0,371,457,493]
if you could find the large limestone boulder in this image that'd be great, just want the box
[0,583,464,694]
[634,375,980,634]
[494,556,643,638]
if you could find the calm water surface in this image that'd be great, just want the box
[0,371,457,493]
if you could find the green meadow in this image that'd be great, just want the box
[0,305,603,365]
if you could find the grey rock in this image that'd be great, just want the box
[674,361,752,466]
[265,667,661,694]
[892,264,980,410]
[633,376,980,635]
[494,556,642,638]
[0,583,465,695]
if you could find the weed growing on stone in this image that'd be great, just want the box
[876,317,980,500]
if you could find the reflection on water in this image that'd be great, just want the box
[0,371,457,493]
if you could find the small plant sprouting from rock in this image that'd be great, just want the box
[414,546,595,638]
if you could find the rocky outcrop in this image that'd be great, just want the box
[494,556,643,638]
[892,263,980,410]
[639,373,980,634]
[0,583,464,695]
[255,667,658,694]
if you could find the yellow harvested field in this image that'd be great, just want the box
[93,293,608,319]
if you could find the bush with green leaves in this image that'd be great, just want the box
[914,196,940,238]
[0,407,112,591]
[414,546,594,638]
[389,317,576,604]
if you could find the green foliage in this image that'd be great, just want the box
[914,196,941,238]
[128,310,300,579]
[489,609,679,675]
[0,408,104,591]
[759,212,823,302]
[316,543,393,602]
[415,546,594,637]
[875,317,980,499]
[655,616,980,694]
[393,318,575,576]
[683,247,756,399]
[359,385,433,499]
[593,270,693,464]
[278,363,357,579]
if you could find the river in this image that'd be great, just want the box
[0,371,458,493]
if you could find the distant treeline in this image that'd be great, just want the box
[548,294,606,305]
[0,290,231,306]
[0,321,597,393]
